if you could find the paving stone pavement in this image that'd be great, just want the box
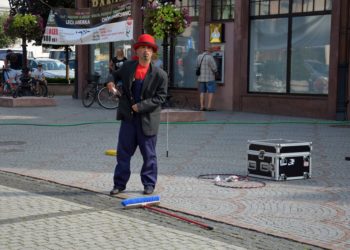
[0,174,247,250]
[0,96,349,249]
[0,171,323,250]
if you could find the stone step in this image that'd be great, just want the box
[0,97,56,107]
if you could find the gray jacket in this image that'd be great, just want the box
[114,60,168,136]
[197,52,217,82]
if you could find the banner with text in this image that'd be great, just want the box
[42,3,133,45]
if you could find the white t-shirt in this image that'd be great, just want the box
[33,68,45,80]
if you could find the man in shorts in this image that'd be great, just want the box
[196,47,218,111]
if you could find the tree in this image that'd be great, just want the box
[0,13,16,48]
[7,0,75,45]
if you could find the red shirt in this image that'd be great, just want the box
[135,63,150,80]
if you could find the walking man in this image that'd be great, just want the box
[197,47,218,111]
[110,34,168,195]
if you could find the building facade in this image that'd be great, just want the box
[75,0,350,120]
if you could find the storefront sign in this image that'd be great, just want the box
[90,0,126,7]
[42,3,133,45]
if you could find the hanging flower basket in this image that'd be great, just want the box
[142,0,191,39]
[4,14,44,42]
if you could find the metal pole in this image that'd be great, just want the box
[162,33,169,74]
[21,35,27,71]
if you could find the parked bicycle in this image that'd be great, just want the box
[15,70,48,98]
[0,80,17,97]
[0,69,18,97]
[0,69,48,98]
[82,73,119,109]
[164,93,199,110]
[32,79,48,97]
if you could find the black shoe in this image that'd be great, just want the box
[143,186,154,195]
[110,187,125,195]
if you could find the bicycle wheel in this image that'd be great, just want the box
[13,86,22,98]
[0,83,4,96]
[97,87,119,109]
[37,84,48,97]
[82,85,96,107]
[170,95,186,109]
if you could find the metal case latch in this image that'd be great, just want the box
[258,150,265,160]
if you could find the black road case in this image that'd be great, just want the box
[247,139,312,181]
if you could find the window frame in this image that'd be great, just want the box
[175,0,199,18]
[211,0,235,21]
[170,0,200,89]
[248,0,332,96]
[250,0,332,16]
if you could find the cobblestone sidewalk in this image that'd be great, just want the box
[0,96,349,249]
[0,171,322,250]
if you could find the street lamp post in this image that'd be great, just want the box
[159,0,175,85]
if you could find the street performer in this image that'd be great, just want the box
[110,34,168,195]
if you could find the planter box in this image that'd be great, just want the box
[0,96,56,107]
[47,84,74,95]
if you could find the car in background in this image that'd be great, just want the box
[28,58,75,79]
[0,48,34,69]
[49,49,76,71]
[49,49,75,62]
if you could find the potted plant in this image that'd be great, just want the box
[142,0,191,39]
[4,13,44,41]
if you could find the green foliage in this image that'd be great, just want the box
[4,14,44,42]
[0,13,15,48]
[143,0,191,39]
[8,0,75,46]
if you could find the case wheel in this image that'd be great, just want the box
[279,174,287,181]
[303,172,310,179]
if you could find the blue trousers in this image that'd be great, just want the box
[113,115,158,190]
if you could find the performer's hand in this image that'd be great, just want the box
[132,104,138,112]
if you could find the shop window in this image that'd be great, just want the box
[175,0,199,17]
[249,0,331,95]
[251,0,331,16]
[172,21,199,88]
[168,0,199,88]
[292,0,332,13]
[112,41,132,60]
[251,0,289,15]
[89,43,110,83]
[212,0,235,20]
[290,15,331,94]
[249,18,288,93]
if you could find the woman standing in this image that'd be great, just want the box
[109,48,128,72]
[107,48,128,93]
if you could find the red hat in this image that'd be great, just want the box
[133,34,158,52]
